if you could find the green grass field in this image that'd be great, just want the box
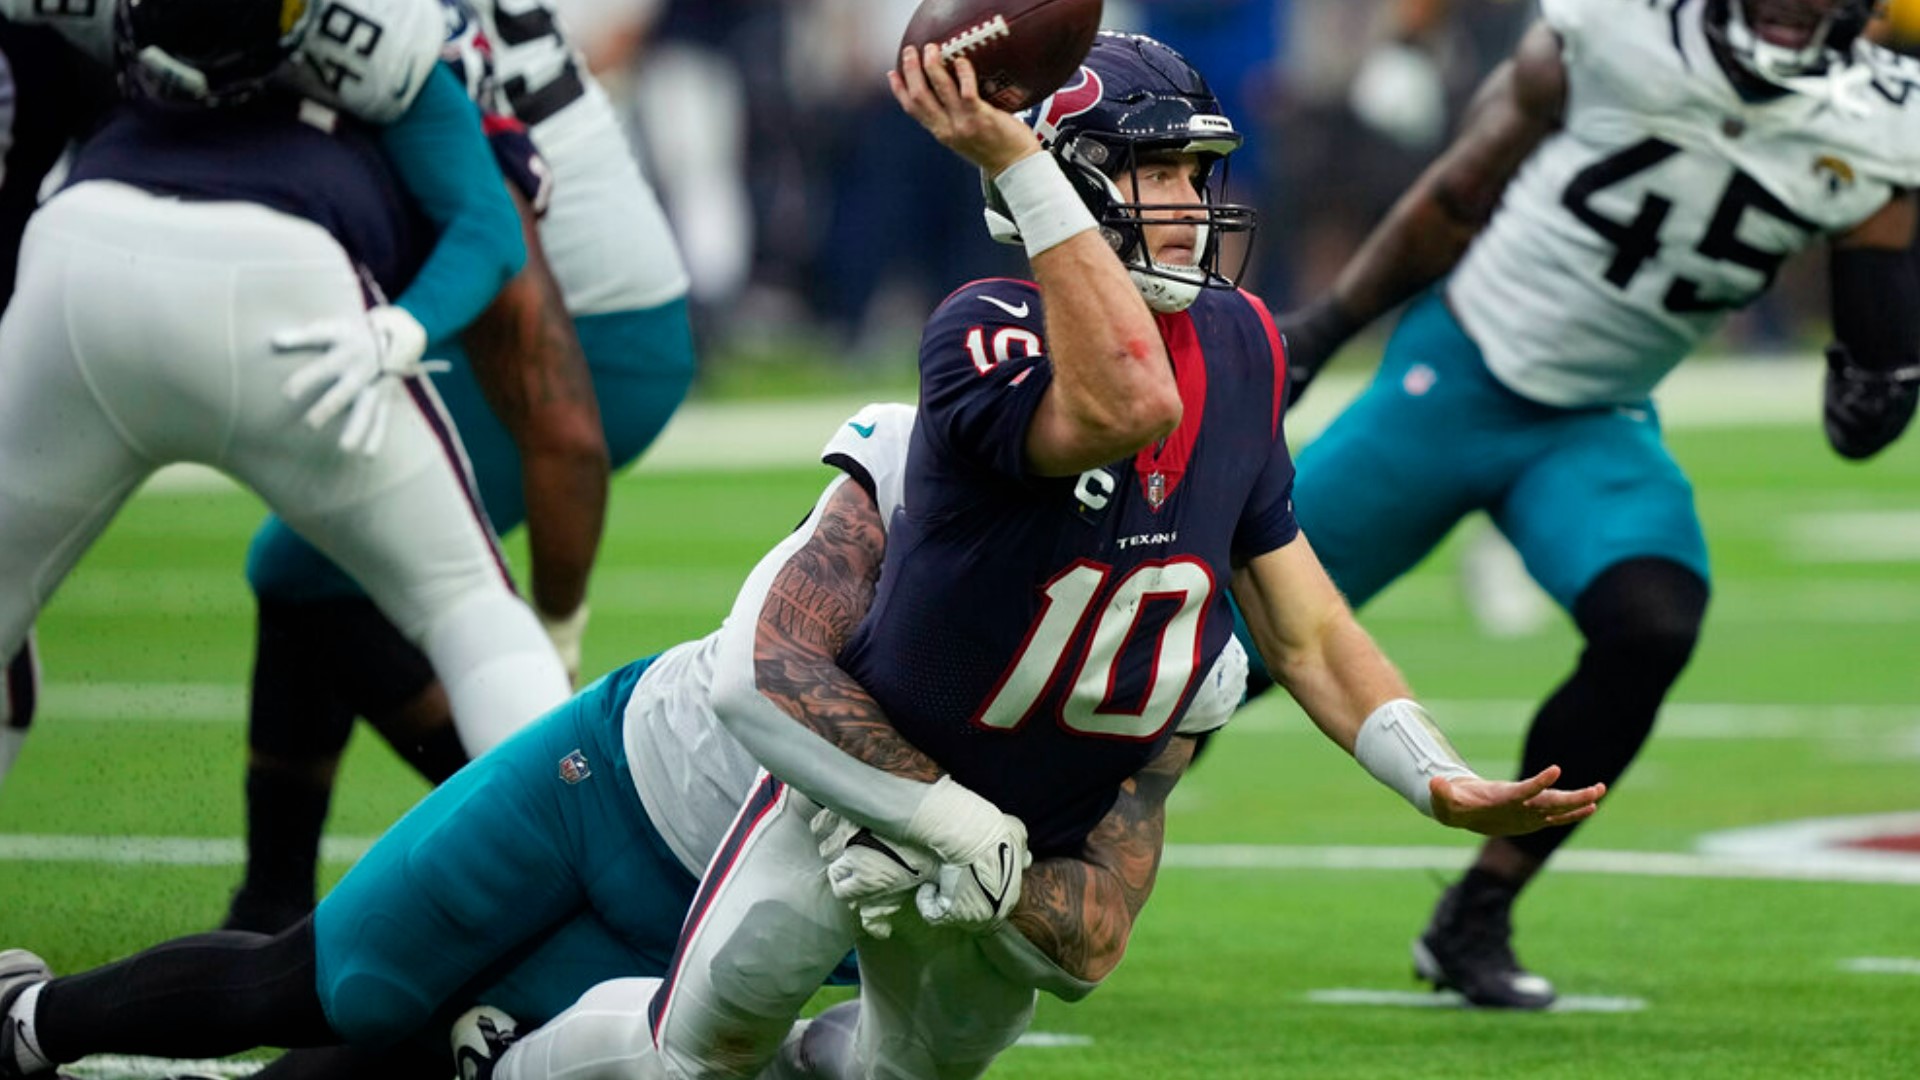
[2,385,1917,1078]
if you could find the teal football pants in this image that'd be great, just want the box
[1295,290,1709,612]
[311,656,697,1042]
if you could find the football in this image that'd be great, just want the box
[898,0,1103,112]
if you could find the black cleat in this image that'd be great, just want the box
[0,950,53,1079]
[453,1006,520,1080]
[1412,878,1556,1010]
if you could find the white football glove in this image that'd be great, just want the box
[276,304,441,456]
[914,819,1031,934]
[899,777,1032,934]
[538,603,589,686]
[810,808,935,939]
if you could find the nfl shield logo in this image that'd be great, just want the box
[558,749,591,784]
[1145,471,1167,510]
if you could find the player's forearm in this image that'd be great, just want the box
[984,151,1178,476]
[747,482,941,784]
[461,202,609,615]
[1327,182,1483,329]
[710,478,954,845]
[1268,615,1413,753]
[382,67,527,341]
[1009,735,1190,982]
[1028,229,1181,474]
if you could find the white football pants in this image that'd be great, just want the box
[0,181,569,789]
[493,774,1037,1080]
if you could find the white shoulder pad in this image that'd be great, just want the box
[1,0,116,64]
[820,402,915,534]
[1176,635,1247,736]
[283,0,445,122]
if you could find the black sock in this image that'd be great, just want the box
[227,765,334,931]
[35,921,334,1062]
[233,601,357,927]
[1509,558,1708,863]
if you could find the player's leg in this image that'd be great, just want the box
[0,635,38,788]
[3,922,336,1072]
[223,362,568,756]
[0,188,177,791]
[1236,292,1513,697]
[5,660,659,1074]
[1413,404,1710,1008]
[311,658,656,1043]
[494,776,857,1080]
[781,927,1037,1080]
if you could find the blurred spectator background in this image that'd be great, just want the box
[550,0,1920,389]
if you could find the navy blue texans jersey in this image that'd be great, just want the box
[839,278,1297,857]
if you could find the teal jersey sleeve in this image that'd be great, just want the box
[378,64,527,343]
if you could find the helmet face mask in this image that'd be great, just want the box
[117,0,313,107]
[1707,0,1874,88]
[984,32,1258,313]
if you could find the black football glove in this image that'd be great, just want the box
[1274,297,1360,413]
[1823,343,1920,461]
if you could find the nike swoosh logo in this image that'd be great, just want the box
[392,64,419,102]
[978,295,1029,319]
[848,829,917,873]
[970,841,1014,910]
[847,421,876,438]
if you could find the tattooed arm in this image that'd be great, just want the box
[710,456,1025,865]
[461,186,609,629]
[749,477,941,782]
[1009,733,1198,982]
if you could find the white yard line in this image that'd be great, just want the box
[6,834,1917,884]
[1304,988,1648,1013]
[1840,957,1920,975]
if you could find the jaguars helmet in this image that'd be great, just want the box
[117,0,314,107]
[1705,0,1875,89]
[984,31,1257,314]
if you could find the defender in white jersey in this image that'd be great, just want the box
[1268,0,1920,1007]
[228,0,699,932]
[0,405,1243,1080]
[0,0,574,792]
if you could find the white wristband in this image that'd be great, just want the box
[992,151,1098,260]
[1353,699,1477,817]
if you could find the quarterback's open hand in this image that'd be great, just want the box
[888,43,1040,177]
[1429,765,1605,837]
[276,305,436,456]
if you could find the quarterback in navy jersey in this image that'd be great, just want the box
[474,34,1607,1080]
[843,274,1296,856]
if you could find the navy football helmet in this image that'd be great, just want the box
[1705,0,1874,88]
[985,31,1257,313]
[117,0,313,106]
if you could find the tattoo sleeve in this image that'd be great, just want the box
[1008,734,1199,982]
[752,481,943,782]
